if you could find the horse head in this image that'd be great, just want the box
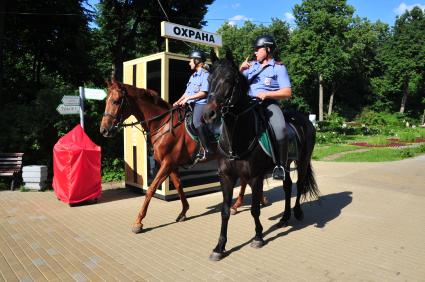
[100,78,131,137]
[204,50,249,124]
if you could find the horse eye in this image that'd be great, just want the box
[112,99,121,105]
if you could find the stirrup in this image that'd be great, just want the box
[272,165,285,180]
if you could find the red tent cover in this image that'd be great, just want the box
[53,125,101,204]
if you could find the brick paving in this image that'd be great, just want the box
[1,155,425,281]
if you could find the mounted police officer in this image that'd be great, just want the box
[239,35,292,179]
[173,50,213,160]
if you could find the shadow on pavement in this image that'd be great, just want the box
[224,191,353,257]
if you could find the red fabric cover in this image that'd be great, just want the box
[53,125,101,204]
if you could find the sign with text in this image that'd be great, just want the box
[61,95,80,106]
[57,104,80,115]
[84,88,107,100]
[161,21,222,47]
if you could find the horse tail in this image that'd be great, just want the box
[284,109,319,201]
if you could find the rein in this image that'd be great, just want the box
[104,86,185,143]
[119,107,185,143]
[218,90,261,160]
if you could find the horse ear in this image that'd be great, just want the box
[210,49,219,63]
[225,49,235,62]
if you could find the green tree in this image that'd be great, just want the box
[374,7,425,114]
[95,0,214,80]
[289,0,354,121]
[218,19,290,65]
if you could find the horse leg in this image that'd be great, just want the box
[132,162,172,234]
[249,176,265,248]
[279,170,292,226]
[230,179,247,215]
[169,170,189,222]
[294,177,304,221]
[231,180,268,215]
[210,173,236,261]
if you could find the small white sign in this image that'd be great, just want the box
[84,88,107,100]
[61,95,80,106]
[161,21,222,47]
[57,104,80,115]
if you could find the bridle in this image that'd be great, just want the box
[209,70,260,160]
[103,86,185,143]
[103,87,129,130]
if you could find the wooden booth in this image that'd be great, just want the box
[122,52,221,200]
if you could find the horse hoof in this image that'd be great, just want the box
[230,208,237,215]
[294,210,304,221]
[277,220,288,227]
[209,252,225,261]
[131,224,143,234]
[250,239,265,249]
[176,214,186,222]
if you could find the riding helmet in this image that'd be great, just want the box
[254,35,277,52]
[189,50,206,62]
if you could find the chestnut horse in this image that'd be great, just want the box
[203,52,319,260]
[99,79,251,233]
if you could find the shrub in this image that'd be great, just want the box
[101,158,124,182]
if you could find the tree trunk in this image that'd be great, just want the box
[319,74,324,121]
[421,109,425,125]
[328,85,335,116]
[399,81,408,113]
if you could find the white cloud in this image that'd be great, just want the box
[284,12,295,22]
[231,3,240,9]
[228,15,250,26]
[394,2,425,15]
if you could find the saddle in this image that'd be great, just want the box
[184,106,221,143]
[256,108,301,162]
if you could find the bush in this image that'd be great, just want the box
[101,158,124,182]
[356,109,406,127]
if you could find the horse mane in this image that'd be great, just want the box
[123,83,171,110]
[211,58,250,99]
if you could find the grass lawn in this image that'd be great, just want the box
[313,144,361,160]
[333,144,425,162]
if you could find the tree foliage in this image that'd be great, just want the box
[1,0,424,174]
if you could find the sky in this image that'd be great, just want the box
[86,0,425,32]
[202,0,425,32]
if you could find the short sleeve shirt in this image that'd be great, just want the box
[185,68,209,105]
[242,59,291,99]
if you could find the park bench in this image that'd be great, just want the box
[0,153,24,190]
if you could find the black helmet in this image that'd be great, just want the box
[189,50,206,62]
[254,35,276,52]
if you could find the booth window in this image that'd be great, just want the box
[169,58,191,105]
[147,59,161,94]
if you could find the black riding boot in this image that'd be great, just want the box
[272,139,288,180]
[196,126,213,160]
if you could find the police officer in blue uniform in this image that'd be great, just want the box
[173,50,212,160]
[239,35,292,179]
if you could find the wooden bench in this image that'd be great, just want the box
[0,153,24,190]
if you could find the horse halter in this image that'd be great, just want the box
[103,87,128,128]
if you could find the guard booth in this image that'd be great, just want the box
[123,22,222,200]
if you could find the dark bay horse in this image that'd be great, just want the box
[99,79,250,233]
[203,52,319,261]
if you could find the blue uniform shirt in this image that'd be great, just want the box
[242,59,291,99]
[185,68,209,105]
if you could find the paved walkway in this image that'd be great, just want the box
[1,156,425,281]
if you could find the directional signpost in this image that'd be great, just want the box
[84,88,107,100]
[56,104,80,115]
[57,87,107,129]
